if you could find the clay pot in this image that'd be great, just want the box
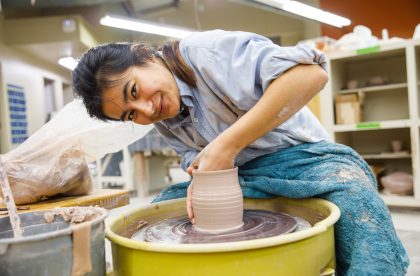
[391,140,403,152]
[191,167,244,233]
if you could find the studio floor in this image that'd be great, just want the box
[389,208,420,276]
[105,195,420,275]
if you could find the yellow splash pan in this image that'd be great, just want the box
[106,197,340,276]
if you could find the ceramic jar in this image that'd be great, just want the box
[191,167,244,233]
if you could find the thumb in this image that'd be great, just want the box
[187,166,193,176]
[187,160,199,176]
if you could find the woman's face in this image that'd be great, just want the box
[102,58,181,125]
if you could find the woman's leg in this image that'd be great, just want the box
[153,141,409,275]
[238,141,409,275]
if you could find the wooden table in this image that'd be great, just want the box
[0,189,130,215]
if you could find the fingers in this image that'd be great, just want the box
[187,158,197,224]
[187,160,199,176]
[187,166,193,176]
[187,183,195,224]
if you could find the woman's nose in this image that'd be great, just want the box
[134,100,154,117]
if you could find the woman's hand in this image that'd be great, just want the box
[187,139,236,174]
[186,183,195,224]
[186,137,238,223]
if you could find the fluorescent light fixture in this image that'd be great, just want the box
[253,0,351,28]
[58,56,78,71]
[100,15,193,39]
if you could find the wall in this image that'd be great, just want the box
[319,0,420,40]
[0,15,72,153]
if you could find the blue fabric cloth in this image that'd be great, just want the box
[154,30,331,171]
[153,141,409,276]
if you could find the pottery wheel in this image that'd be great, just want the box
[132,209,307,244]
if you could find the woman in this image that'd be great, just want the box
[73,30,408,275]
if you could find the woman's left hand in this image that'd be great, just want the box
[187,138,236,175]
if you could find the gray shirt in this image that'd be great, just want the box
[154,30,331,171]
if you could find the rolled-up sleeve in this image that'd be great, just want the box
[194,30,327,111]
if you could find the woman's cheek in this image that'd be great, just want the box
[135,116,152,125]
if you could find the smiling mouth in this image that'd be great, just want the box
[159,97,165,117]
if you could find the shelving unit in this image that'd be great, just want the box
[320,39,420,207]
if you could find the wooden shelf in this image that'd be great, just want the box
[380,194,420,207]
[362,152,411,159]
[333,119,412,132]
[327,42,406,60]
[339,83,407,94]
[412,38,420,46]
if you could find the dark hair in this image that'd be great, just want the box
[72,41,196,121]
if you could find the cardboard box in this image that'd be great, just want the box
[335,93,362,124]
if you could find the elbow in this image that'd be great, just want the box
[319,66,329,85]
[315,66,329,91]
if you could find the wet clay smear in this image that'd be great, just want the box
[44,206,106,224]
[131,209,311,244]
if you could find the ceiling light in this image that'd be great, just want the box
[100,15,193,39]
[58,57,78,71]
[252,0,351,28]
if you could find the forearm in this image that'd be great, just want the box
[218,64,328,155]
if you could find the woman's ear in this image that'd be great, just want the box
[150,55,161,64]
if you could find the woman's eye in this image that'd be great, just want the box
[131,84,137,98]
[128,111,135,121]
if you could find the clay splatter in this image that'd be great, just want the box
[44,206,105,224]
[277,106,290,119]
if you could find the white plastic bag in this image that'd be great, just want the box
[335,25,379,51]
[0,99,153,204]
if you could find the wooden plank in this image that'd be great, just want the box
[361,152,412,159]
[339,82,407,94]
[381,194,420,208]
[0,189,129,216]
[333,119,412,132]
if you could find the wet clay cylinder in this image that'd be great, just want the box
[191,167,244,233]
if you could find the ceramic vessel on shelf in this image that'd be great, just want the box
[191,167,244,233]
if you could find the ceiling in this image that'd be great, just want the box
[0,0,321,70]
